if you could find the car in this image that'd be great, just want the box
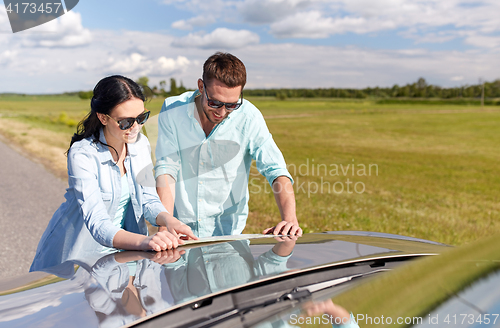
[311,232,500,328]
[0,231,448,328]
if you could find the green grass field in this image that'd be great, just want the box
[0,95,498,246]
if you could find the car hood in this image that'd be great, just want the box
[0,232,447,328]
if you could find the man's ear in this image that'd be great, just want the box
[96,113,108,126]
[197,78,204,92]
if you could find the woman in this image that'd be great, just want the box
[30,75,196,272]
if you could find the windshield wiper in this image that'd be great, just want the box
[179,269,389,328]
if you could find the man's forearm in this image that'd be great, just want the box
[272,176,298,224]
[156,174,176,214]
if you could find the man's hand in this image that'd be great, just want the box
[267,176,302,236]
[271,235,297,256]
[263,221,302,236]
[303,299,351,324]
[157,212,198,242]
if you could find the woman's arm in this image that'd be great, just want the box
[113,212,197,251]
[113,229,180,252]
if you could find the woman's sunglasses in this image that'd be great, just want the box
[203,81,243,110]
[106,110,150,130]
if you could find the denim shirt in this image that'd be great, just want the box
[154,91,293,238]
[30,131,167,272]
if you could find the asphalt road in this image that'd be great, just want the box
[0,136,66,279]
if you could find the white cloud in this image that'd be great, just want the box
[0,7,14,47]
[237,0,500,45]
[75,60,88,71]
[161,0,228,13]
[271,11,333,39]
[239,0,311,24]
[16,11,92,48]
[156,55,191,75]
[0,50,17,66]
[108,53,148,75]
[107,53,191,77]
[270,11,394,39]
[172,28,260,49]
[159,0,500,50]
[267,1,483,39]
[0,26,499,94]
[172,15,216,30]
[450,76,464,81]
[0,6,11,32]
[464,34,500,49]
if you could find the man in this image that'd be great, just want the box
[154,52,301,238]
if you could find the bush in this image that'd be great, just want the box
[78,91,93,100]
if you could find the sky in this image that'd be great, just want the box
[0,0,499,93]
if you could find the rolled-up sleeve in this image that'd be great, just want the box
[68,150,122,247]
[253,248,292,276]
[142,184,168,226]
[155,102,181,181]
[248,111,293,187]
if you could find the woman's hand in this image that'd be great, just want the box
[148,249,185,265]
[141,230,181,252]
[113,229,185,252]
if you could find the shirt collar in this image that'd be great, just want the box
[188,89,239,124]
[97,129,113,164]
[96,128,139,164]
[187,89,201,119]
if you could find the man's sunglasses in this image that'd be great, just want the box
[106,110,150,130]
[203,81,243,110]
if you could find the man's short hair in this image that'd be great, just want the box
[203,52,246,89]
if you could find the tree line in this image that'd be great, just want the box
[245,78,500,100]
[78,77,500,101]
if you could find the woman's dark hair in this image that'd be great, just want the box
[68,75,146,154]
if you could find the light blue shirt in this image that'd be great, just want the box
[154,91,293,237]
[30,130,167,272]
[112,174,131,228]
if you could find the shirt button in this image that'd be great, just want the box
[199,181,203,185]
[198,199,201,202]
[201,162,204,165]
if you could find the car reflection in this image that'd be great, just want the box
[163,236,296,303]
[0,237,297,328]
